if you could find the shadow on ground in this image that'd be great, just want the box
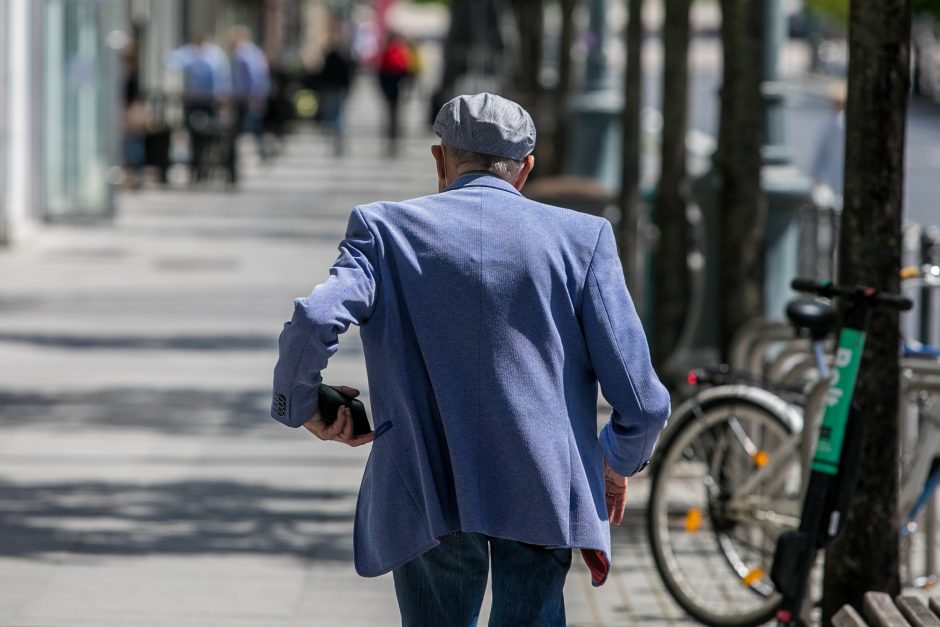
[0,388,286,437]
[0,479,357,561]
[0,332,278,351]
[0,331,363,354]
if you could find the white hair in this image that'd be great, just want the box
[444,145,525,184]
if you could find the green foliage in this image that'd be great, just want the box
[804,0,849,25]
[912,0,940,20]
[805,0,940,28]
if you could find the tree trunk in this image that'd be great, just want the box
[652,0,692,366]
[822,0,911,622]
[715,0,765,359]
[510,0,547,174]
[512,0,543,94]
[620,0,643,294]
[550,0,577,176]
[439,0,473,97]
[438,0,507,107]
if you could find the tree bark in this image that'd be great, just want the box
[715,0,765,359]
[510,0,547,174]
[438,0,507,105]
[652,0,692,366]
[822,0,911,622]
[549,0,577,176]
[440,0,473,96]
[512,0,543,95]
[620,0,643,293]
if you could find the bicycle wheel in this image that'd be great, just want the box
[647,402,802,626]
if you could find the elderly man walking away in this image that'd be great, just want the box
[270,93,670,626]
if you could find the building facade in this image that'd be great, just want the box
[1,0,125,245]
[1,0,41,244]
[1,0,340,246]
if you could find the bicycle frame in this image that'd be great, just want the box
[770,280,912,627]
[654,384,805,461]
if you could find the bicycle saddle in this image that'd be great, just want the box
[786,298,835,341]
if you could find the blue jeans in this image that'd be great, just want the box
[392,532,571,627]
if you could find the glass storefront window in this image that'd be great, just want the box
[44,0,123,219]
[1,1,8,231]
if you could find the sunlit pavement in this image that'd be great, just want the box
[0,79,694,626]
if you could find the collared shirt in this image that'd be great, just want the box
[232,41,270,100]
[271,173,670,586]
[166,43,232,98]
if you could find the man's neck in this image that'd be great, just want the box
[451,169,491,182]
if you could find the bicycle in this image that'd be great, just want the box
[646,296,835,626]
[646,276,940,627]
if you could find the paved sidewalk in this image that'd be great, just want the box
[0,80,692,626]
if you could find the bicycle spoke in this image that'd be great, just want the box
[648,403,797,626]
[725,496,802,530]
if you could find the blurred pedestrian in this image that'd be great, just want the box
[376,32,413,156]
[270,93,670,625]
[122,42,147,190]
[316,31,355,157]
[811,82,846,210]
[166,35,232,183]
[264,60,292,154]
[229,26,271,175]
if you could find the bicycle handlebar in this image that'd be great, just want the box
[791,278,913,311]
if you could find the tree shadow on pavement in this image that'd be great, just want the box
[0,330,363,354]
[0,332,278,351]
[0,388,296,438]
[0,479,357,562]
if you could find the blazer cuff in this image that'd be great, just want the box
[271,306,322,427]
[599,421,649,477]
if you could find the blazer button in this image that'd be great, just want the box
[274,393,287,417]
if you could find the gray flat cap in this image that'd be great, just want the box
[433,93,536,161]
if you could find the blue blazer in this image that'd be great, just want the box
[272,173,670,584]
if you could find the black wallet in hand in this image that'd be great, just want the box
[318,384,372,437]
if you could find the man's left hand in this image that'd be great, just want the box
[302,386,374,447]
[604,458,628,525]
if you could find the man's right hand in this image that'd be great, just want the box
[302,386,374,447]
[604,458,628,525]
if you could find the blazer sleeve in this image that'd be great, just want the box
[581,221,670,476]
[271,207,379,427]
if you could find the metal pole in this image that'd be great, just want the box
[926,493,937,584]
[759,0,811,319]
[0,0,8,243]
[567,0,620,185]
[921,227,939,582]
[762,0,789,163]
[585,0,607,90]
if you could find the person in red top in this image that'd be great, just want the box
[377,33,413,156]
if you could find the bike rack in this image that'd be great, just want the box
[915,229,939,585]
[900,224,940,587]
[900,369,940,585]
